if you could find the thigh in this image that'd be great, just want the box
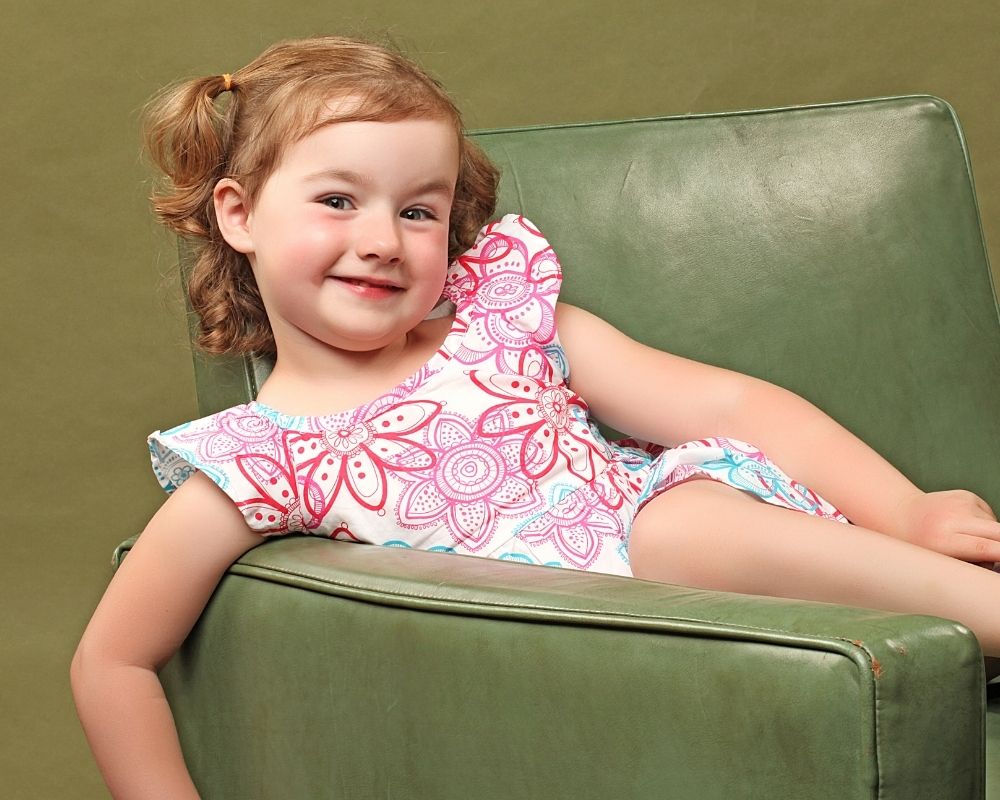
[628,479,1000,654]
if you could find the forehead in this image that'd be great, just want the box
[279,117,461,183]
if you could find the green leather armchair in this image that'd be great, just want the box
[121,95,1000,798]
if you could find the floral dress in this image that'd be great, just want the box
[149,215,847,577]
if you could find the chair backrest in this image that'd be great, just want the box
[186,95,1000,510]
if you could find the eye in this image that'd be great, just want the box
[401,207,437,221]
[321,195,354,211]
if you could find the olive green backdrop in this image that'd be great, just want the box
[2,1,997,796]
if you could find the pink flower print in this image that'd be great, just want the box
[396,414,540,551]
[442,262,479,306]
[518,485,623,570]
[473,371,608,482]
[294,401,442,517]
[451,231,560,370]
[177,407,280,464]
[594,459,650,511]
[235,443,310,534]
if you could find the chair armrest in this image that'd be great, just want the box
[116,535,984,799]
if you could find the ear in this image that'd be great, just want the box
[213,178,255,254]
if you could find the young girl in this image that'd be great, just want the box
[73,35,1000,798]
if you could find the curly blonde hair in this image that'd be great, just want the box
[144,36,499,355]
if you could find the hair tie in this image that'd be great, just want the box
[221,73,233,92]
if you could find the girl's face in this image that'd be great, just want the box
[218,114,459,359]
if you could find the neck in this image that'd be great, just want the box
[253,317,453,417]
[275,330,412,380]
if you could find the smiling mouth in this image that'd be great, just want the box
[335,277,402,291]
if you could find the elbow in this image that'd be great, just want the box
[712,373,761,433]
[714,375,800,439]
[70,634,117,712]
[70,637,130,729]
[71,633,161,702]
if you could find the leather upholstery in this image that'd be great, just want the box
[146,95,999,798]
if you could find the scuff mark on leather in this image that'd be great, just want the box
[850,639,884,679]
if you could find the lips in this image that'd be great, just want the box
[334,276,402,291]
[331,276,404,300]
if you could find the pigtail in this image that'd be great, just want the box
[142,73,276,355]
[187,254,274,355]
[143,74,233,239]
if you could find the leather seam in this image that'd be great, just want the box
[231,558,878,647]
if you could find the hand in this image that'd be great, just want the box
[891,490,1000,565]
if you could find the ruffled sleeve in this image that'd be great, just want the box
[442,214,568,381]
[148,405,304,536]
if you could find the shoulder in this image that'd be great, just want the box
[445,215,561,291]
[150,403,261,448]
[443,216,563,354]
[148,404,305,535]
[148,403,271,489]
[477,214,555,252]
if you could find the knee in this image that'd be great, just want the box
[628,479,751,584]
[628,480,736,585]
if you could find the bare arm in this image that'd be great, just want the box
[71,472,262,799]
[557,302,1000,559]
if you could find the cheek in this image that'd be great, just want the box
[268,223,347,272]
[418,229,452,271]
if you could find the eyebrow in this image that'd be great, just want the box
[305,168,454,197]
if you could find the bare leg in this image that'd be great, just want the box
[629,480,1000,657]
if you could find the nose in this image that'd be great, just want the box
[355,211,402,265]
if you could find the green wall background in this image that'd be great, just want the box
[2,1,997,796]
